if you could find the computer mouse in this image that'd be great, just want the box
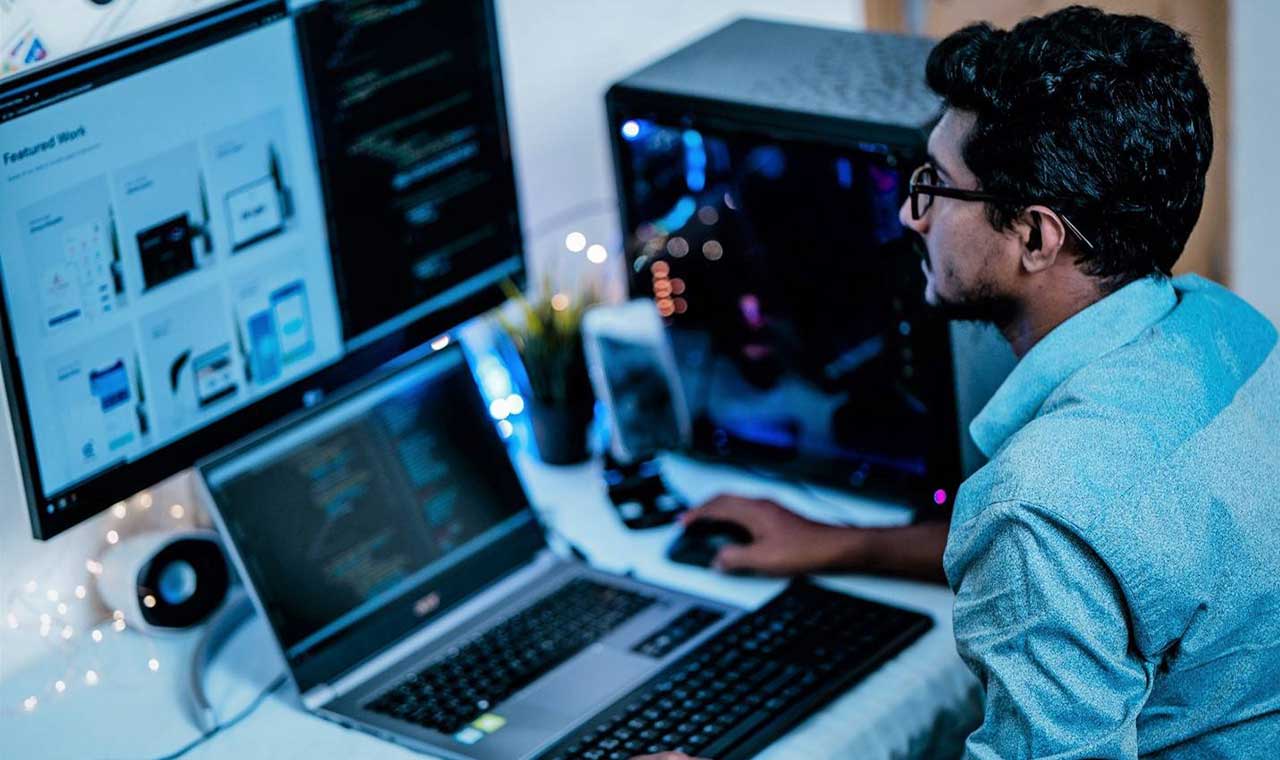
[666,519,753,568]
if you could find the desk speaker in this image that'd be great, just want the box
[97,529,230,634]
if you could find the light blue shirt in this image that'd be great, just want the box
[943,274,1280,759]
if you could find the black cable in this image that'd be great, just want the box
[102,672,288,760]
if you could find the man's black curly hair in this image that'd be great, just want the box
[925,5,1212,287]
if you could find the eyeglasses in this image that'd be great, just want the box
[908,164,1095,251]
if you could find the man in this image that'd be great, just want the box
[635,6,1280,759]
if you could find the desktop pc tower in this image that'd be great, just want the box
[606,19,1016,512]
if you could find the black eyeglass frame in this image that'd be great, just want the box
[908,164,1095,251]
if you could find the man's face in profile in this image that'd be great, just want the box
[899,109,1017,326]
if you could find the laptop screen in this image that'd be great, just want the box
[202,346,538,674]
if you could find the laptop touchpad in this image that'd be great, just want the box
[512,643,655,717]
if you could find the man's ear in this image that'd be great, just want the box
[1017,205,1067,274]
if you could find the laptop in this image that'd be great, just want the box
[196,344,747,759]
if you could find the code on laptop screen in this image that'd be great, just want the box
[205,349,529,657]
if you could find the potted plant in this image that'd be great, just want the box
[498,279,596,464]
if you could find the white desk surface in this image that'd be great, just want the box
[0,450,980,759]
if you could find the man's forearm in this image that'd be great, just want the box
[829,520,950,583]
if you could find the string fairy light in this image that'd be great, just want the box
[2,488,180,722]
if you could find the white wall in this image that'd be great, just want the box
[1230,0,1280,327]
[0,0,862,677]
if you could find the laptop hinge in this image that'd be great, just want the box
[302,684,338,711]
[316,550,563,707]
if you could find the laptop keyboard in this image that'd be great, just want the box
[365,578,656,735]
[535,579,932,760]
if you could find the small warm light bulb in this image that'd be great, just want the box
[142,595,157,609]
[60,626,73,640]
[54,680,66,694]
[550,293,570,311]
[113,610,125,621]
[84,670,99,686]
[74,585,87,600]
[111,502,127,519]
[113,619,127,632]
[91,629,103,643]
[586,244,608,264]
[505,394,524,415]
[138,492,153,509]
[39,614,51,626]
[431,335,450,351]
[169,503,185,520]
[105,530,119,545]
[45,589,58,602]
[86,560,104,575]
[56,603,68,615]
[148,658,160,672]
[23,696,37,712]
[497,419,514,438]
[565,231,587,253]
[488,398,510,420]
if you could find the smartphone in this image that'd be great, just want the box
[582,299,691,465]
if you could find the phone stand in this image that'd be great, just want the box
[601,453,686,529]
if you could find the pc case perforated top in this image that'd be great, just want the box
[609,18,941,146]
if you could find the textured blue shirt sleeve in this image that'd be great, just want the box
[948,502,1156,760]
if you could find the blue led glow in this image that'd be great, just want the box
[683,129,707,192]
[746,146,785,179]
[656,196,698,233]
[836,157,853,189]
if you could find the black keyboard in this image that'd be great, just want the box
[365,578,655,735]
[536,579,932,760]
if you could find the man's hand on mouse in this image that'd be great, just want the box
[681,494,856,576]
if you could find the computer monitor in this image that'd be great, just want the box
[607,21,963,510]
[0,0,524,539]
